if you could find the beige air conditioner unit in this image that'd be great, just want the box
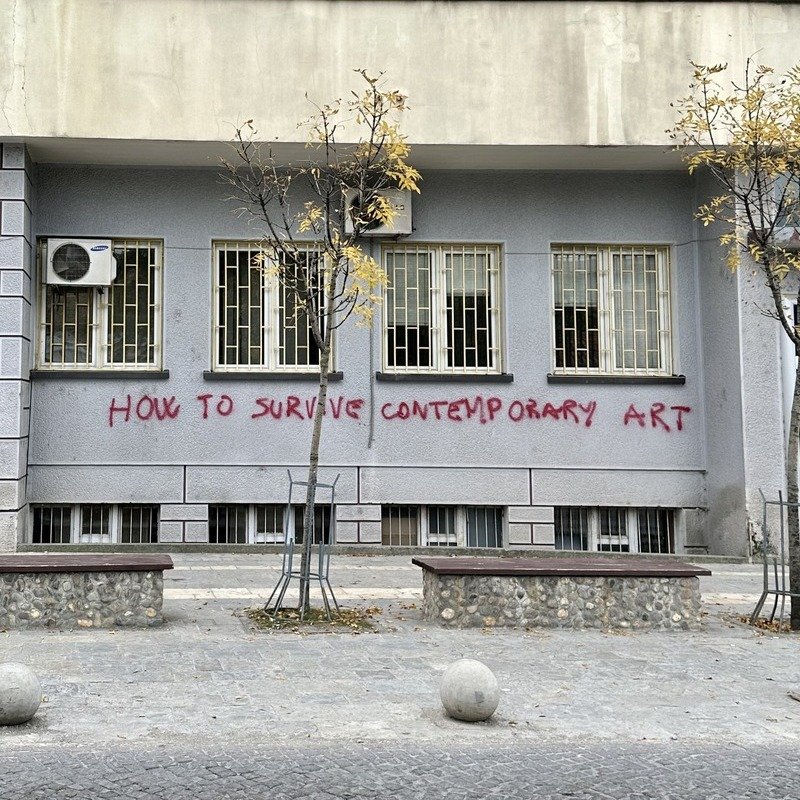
[45,239,117,286]
[344,188,412,236]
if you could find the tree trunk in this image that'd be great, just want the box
[297,344,331,612]
[788,358,800,629]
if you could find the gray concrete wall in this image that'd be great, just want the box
[694,174,748,556]
[24,165,710,545]
[1,2,799,153]
[0,144,34,552]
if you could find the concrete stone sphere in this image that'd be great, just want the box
[440,659,499,722]
[0,663,42,726]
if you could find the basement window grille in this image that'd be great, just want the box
[30,504,159,545]
[552,244,672,375]
[39,240,162,368]
[381,506,504,548]
[208,504,333,545]
[383,244,502,374]
[212,242,325,371]
[554,507,675,554]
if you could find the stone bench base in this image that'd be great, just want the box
[421,571,703,630]
[0,555,173,629]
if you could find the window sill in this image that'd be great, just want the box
[375,372,514,383]
[30,369,170,380]
[203,370,343,382]
[547,373,686,386]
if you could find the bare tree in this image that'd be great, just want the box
[671,60,800,626]
[222,71,421,611]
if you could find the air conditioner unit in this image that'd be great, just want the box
[45,239,117,286]
[344,188,412,236]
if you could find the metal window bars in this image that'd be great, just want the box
[381,506,420,546]
[214,242,324,371]
[749,489,800,626]
[30,504,158,544]
[40,240,161,369]
[552,244,672,376]
[383,244,501,374]
[263,471,340,622]
[553,506,676,554]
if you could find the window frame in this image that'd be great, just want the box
[381,242,504,375]
[550,243,674,377]
[211,240,330,373]
[553,506,676,554]
[36,238,164,370]
[30,504,159,545]
[381,505,505,548]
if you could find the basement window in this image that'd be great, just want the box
[208,504,333,545]
[381,506,504,548]
[31,504,159,544]
[554,506,675,554]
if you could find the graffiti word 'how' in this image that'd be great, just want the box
[108,395,181,427]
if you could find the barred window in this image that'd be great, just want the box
[383,244,502,374]
[382,506,504,548]
[208,504,332,545]
[554,507,675,554]
[213,242,324,371]
[30,505,158,545]
[39,240,161,368]
[552,245,672,375]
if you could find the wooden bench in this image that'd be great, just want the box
[412,556,711,630]
[0,554,174,629]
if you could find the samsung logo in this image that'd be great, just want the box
[90,245,109,252]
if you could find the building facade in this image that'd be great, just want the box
[0,0,797,557]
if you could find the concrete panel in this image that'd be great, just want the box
[0,169,24,200]
[336,504,382,522]
[533,524,556,545]
[359,468,530,506]
[27,465,184,503]
[0,381,24,436]
[0,439,25,480]
[0,235,29,272]
[0,511,19,551]
[531,470,705,508]
[160,503,208,521]
[0,269,25,296]
[507,506,555,524]
[0,337,30,380]
[2,145,25,170]
[359,521,382,544]
[184,521,208,543]
[1,201,26,237]
[0,297,25,335]
[0,477,24,510]
[508,523,533,545]
[335,521,358,543]
[186,466,358,504]
[158,520,183,543]
[3,2,800,157]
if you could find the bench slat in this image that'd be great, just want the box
[0,554,174,574]
[412,556,711,578]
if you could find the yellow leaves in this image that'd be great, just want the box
[298,202,323,233]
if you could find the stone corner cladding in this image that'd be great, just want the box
[421,572,703,630]
[0,569,165,629]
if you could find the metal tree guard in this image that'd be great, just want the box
[750,489,800,626]
[264,470,340,622]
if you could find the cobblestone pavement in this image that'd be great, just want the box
[1,555,799,797]
[2,741,799,799]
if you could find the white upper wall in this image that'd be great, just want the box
[1,1,798,164]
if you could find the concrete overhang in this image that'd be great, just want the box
[19,138,685,171]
